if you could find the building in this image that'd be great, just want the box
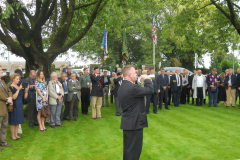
[0,61,69,74]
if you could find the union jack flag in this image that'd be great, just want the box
[152,20,157,45]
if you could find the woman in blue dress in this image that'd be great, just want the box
[35,70,48,132]
[9,73,29,140]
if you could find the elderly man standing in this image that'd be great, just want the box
[48,72,65,128]
[166,71,171,105]
[102,71,110,107]
[170,69,182,107]
[192,70,207,106]
[113,73,123,116]
[66,66,72,80]
[185,70,191,104]
[59,72,69,121]
[110,72,116,104]
[79,68,91,115]
[224,68,237,108]
[158,68,170,110]
[90,67,104,119]
[0,66,13,151]
[25,70,38,128]
[206,68,220,107]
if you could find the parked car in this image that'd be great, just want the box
[163,67,193,75]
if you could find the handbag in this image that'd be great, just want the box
[41,103,51,118]
[211,86,217,92]
[7,104,14,113]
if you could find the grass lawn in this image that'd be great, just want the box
[1,98,240,160]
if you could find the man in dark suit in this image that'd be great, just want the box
[158,68,170,110]
[114,64,119,73]
[118,65,154,160]
[25,70,38,128]
[170,68,182,107]
[166,71,171,105]
[185,70,191,104]
[190,69,197,104]
[102,71,111,107]
[62,64,68,73]
[90,67,104,119]
[113,73,123,116]
[66,66,72,81]
[58,72,69,121]
[237,68,240,108]
[146,68,160,114]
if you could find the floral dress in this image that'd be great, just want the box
[35,81,48,111]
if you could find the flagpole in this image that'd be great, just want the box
[102,24,106,73]
[153,17,155,72]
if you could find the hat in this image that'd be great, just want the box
[117,73,121,76]
[94,67,99,70]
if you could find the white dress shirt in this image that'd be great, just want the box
[176,74,181,86]
[197,75,203,87]
[228,75,232,84]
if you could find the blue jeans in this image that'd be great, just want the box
[208,87,218,106]
[50,102,62,126]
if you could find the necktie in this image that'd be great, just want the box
[64,81,67,92]
[32,79,35,85]
[177,75,180,85]
[0,79,9,97]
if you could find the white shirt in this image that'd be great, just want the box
[228,75,232,84]
[55,81,61,94]
[197,75,203,87]
[70,79,78,94]
[176,74,181,86]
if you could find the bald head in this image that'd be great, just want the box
[175,69,179,74]
[123,65,137,82]
[167,71,170,76]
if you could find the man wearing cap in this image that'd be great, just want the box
[113,73,123,116]
[90,67,104,119]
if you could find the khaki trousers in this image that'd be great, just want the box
[0,109,8,146]
[226,87,236,106]
[92,96,102,118]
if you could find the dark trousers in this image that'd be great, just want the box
[180,86,187,104]
[159,90,169,109]
[168,88,172,105]
[186,88,190,103]
[173,87,181,106]
[28,94,38,125]
[196,87,203,106]
[81,88,90,114]
[61,94,69,121]
[123,129,143,160]
[110,90,114,104]
[146,93,157,113]
[238,90,240,105]
[69,95,79,120]
[191,89,195,104]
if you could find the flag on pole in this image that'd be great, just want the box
[122,31,129,61]
[152,20,157,45]
[101,28,108,60]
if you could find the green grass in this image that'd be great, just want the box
[1,98,240,160]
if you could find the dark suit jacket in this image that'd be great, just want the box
[25,77,36,94]
[90,74,103,97]
[150,74,160,93]
[237,74,240,88]
[170,74,182,91]
[224,74,237,89]
[189,75,194,89]
[113,77,122,97]
[102,76,111,88]
[185,75,191,87]
[62,68,67,73]
[118,79,154,130]
[158,74,169,91]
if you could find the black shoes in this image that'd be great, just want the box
[153,112,157,114]
[233,106,236,108]
[226,106,229,108]
[166,108,170,110]
[34,124,39,126]
[158,108,161,110]
[11,138,18,141]
[29,124,34,128]
[45,122,50,126]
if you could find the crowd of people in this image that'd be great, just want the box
[0,63,240,152]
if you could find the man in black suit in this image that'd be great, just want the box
[113,73,123,116]
[66,66,72,81]
[166,71,171,105]
[114,64,119,73]
[158,68,170,110]
[185,70,191,104]
[102,71,111,107]
[237,68,240,108]
[146,68,160,114]
[118,65,154,160]
[170,69,182,107]
[25,70,38,128]
[190,69,197,104]
[62,64,68,73]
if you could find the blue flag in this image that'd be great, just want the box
[101,29,108,60]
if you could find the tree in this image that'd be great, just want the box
[0,0,108,77]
